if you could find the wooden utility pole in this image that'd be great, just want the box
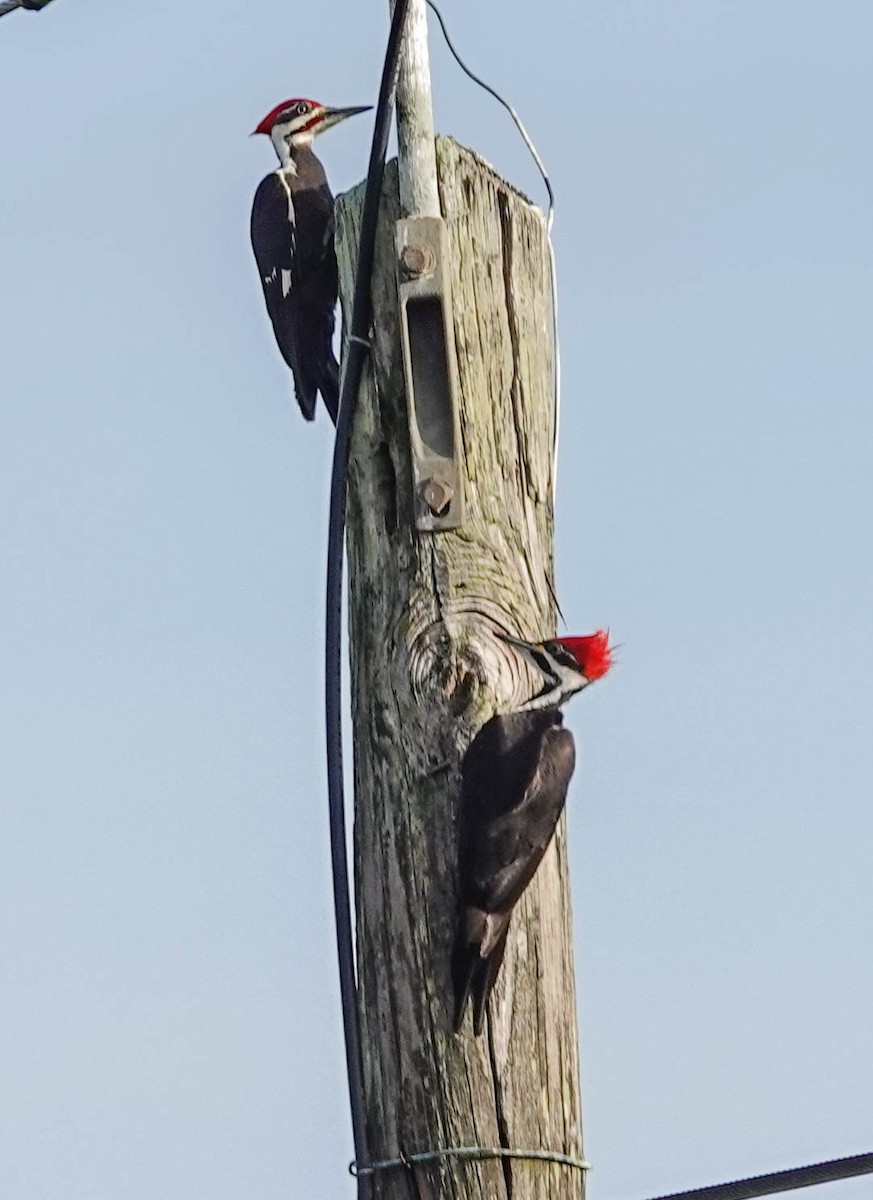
[334,8,584,1198]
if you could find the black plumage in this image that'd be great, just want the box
[453,707,576,1035]
[250,147,339,423]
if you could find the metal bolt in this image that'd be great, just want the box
[422,477,453,517]
[401,243,436,277]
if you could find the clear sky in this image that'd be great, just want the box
[2,2,872,1198]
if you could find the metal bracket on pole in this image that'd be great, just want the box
[392,0,465,532]
[396,218,464,530]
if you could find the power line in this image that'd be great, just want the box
[641,1151,873,1200]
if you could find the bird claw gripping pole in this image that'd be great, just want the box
[395,216,464,530]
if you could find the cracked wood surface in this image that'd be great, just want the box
[335,137,584,1200]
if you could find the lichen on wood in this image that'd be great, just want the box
[334,136,584,1200]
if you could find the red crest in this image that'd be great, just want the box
[558,630,612,681]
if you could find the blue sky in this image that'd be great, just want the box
[1,2,872,1197]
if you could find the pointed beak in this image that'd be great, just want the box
[319,104,373,132]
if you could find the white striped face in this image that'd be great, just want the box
[268,100,325,164]
[506,639,589,713]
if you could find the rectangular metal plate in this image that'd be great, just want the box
[396,217,465,532]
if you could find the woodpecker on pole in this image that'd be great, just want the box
[453,631,612,1034]
[250,98,370,423]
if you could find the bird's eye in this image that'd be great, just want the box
[295,102,309,116]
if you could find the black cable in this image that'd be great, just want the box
[324,1,411,1195]
[641,1151,873,1200]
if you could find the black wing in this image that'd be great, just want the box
[461,710,576,914]
[453,710,576,1033]
[250,173,339,423]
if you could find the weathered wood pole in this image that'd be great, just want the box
[335,137,583,1200]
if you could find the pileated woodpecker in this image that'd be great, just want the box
[250,97,370,423]
[453,630,612,1035]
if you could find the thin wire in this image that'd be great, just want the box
[425,0,562,504]
[351,1144,591,1177]
[324,1,412,1197]
[641,1151,873,1200]
[425,0,553,218]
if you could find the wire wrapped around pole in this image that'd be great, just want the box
[324,1,412,1195]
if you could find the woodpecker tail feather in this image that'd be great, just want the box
[290,369,318,422]
[452,908,510,1035]
[283,304,339,424]
[472,928,508,1036]
[289,349,338,424]
[451,936,477,1032]
[318,352,339,425]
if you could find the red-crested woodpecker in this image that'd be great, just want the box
[250,97,370,423]
[453,630,613,1035]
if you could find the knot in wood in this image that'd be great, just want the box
[407,620,546,724]
[408,623,484,719]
